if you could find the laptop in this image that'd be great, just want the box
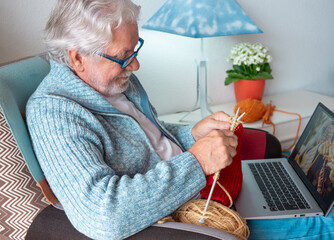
[234,102,334,219]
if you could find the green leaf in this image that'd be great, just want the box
[226,72,248,79]
[233,65,248,75]
[226,69,237,74]
[225,62,273,84]
[224,77,240,85]
[263,63,272,73]
[252,72,273,80]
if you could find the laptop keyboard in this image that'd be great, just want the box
[248,162,310,211]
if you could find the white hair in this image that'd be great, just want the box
[44,0,141,69]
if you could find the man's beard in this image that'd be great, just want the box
[88,70,132,97]
[108,71,132,95]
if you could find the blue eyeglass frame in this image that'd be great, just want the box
[97,37,144,69]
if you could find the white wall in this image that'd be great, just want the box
[1,0,334,115]
[0,1,54,62]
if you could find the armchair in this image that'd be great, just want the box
[0,56,281,239]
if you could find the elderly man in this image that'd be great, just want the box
[26,0,237,239]
[27,0,334,240]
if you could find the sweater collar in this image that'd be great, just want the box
[44,60,149,114]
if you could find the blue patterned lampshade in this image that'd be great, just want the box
[142,0,263,38]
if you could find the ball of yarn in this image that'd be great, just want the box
[172,199,250,240]
[235,98,265,123]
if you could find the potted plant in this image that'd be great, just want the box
[224,42,273,102]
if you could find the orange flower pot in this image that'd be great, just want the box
[234,79,265,103]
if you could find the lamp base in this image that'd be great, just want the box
[179,57,213,123]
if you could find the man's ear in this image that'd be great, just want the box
[68,49,85,72]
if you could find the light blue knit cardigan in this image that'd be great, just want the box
[26,60,206,240]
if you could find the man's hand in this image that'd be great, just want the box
[188,129,238,176]
[192,111,231,141]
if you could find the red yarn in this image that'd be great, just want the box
[200,124,244,206]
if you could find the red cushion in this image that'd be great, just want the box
[241,128,266,160]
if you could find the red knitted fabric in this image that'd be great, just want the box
[200,124,244,206]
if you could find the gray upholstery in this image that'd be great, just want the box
[153,222,239,240]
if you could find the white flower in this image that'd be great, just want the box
[227,42,272,66]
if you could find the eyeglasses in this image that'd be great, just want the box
[97,37,144,69]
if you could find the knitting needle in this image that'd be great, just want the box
[235,107,240,120]
[237,112,245,122]
[261,100,273,127]
[199,108,243,224]
[199,171,220,224]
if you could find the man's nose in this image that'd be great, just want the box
[125,57,140,71]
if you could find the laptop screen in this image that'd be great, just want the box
[290,103,334,215]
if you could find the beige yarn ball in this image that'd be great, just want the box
[172,199,250,240]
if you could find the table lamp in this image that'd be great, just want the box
[143,0,263,120]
